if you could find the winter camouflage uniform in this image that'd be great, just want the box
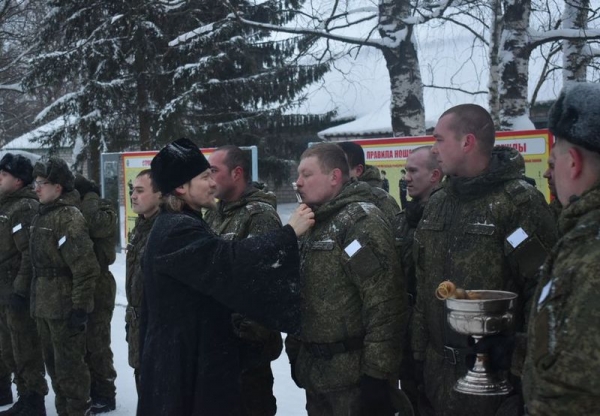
[359,165,402,242]
[286,180,407,415]
[204,184,283,416]
[0,186,47,401]
[547,198,562,224]
[523,184,600,415]
[397,200,426,415]
[412,147,558,416]
[125,212,157,377]
[30,190,100,416]
[77,190,118,403]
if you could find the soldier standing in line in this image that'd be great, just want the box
[204,145,283,416]
[522,82,600,415]
[397,146,442,416]
[411,104,558,416]
[286,143,406,416]
[542,147,562,222]
[0,154,48,415]
[337,142,402,244]
[30,158,100,416]
[125,169,160,393]
[399,169,408,209]
[73,174,118,413]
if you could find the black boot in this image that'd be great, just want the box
[18,393,45,416]
[0,386,12,407]
[0,395,24,416]
[89,397,115,414]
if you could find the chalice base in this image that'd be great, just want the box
[454,369,513,396]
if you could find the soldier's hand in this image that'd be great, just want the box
[231,313,271,343]
[68,308,88,331]
[8,293,28,311]
[359,375,395,416]
[287,204,315,237]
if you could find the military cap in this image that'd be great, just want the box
[32,157,74,192]
[0,153,33,185]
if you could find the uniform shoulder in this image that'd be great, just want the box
[503,178,545,207]
[245,200,277,216]
[343,201,384,223]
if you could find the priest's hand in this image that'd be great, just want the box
[288,204,315,236]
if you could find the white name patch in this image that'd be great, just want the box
[507,227,528,248]
[58,236,67,248]
[538,280,553,309]
[11,224,22,234]
[344,240,361,257]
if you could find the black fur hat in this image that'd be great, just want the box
[0,153,33,185]
[32,157,74,192]
[74,173,100,197]
[549,82,600,152]
[151,138,210,194]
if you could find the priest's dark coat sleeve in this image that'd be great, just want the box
[152,215,302,335]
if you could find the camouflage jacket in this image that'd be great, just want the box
[203,184,281,240]
[78,191,117,271]
[0,186,38,302]
[411,147,558,360]
[397,200,425,303]
[548,198,563,225]
[289,180,406,392]
[523,184,600,415]
[30,190,100,319]
[125,211,157,369]
[360,165,403,249]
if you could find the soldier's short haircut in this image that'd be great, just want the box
[411,146,440,171]
[440,104,495,155]
[337,141,365,169]
[214,145,251,183]
[301,143,350,179]
[136,169,159,193]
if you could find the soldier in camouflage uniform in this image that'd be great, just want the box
[205,146,283,416]
[30,158,100,416]
[73,174,118,413]
[286,143,407,416]
[125,169,160,393]
[412,104,558,416]
[397,146,442,416]
[0,154,48,416]
[522,83,600,415]
[542,148,562,222]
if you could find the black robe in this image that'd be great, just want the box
[137,208,301,416]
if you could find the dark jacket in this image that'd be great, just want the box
[138,207,301,416]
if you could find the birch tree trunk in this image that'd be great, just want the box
[498,0,534,130]
[562,0,590,82]
[378,0,425,136]
[488,0,503,128]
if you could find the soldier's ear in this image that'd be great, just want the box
[231,166,243,181]
[568,146,583,180]
[330,168,343,185]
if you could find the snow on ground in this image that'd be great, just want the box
[0,203,306,415]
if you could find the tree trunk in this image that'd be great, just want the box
[562,0,590,82]
[498,0,534,130]
[488,0,503,128]
[379,0,425,136]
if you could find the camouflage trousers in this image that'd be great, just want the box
[37,317,90,416]
[0,306,16,393]
[125,305,140,370]
[305,387,362,416]
[86,270,117,401]
[0,304,48,397]
[422,346,522,416]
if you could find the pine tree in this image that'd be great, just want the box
[25,0,333,182]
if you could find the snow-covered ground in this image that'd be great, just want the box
[0,203,306,415]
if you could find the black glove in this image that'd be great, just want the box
[231,313,271,343]
[290,360,300,388]
[8,293,28,311]
[68,308,88,331]
[467,334,515,372]
[359,375,395,416]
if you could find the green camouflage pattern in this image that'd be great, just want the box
[125,212,157,370]
[0,186,38,301]
[288,180,406,395]
[78,191,117,400]
[204,184,282,416]
[37,318,89,416]
[548,198,562,224]
[412,147,558,416]
[0,306,16,394]
[30,190,100,318]
[523,184,600,416]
